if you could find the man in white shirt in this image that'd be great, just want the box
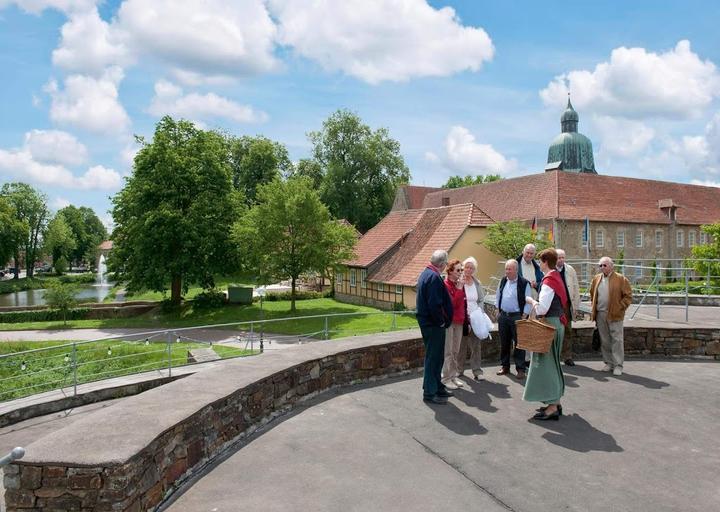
[556,249,581,366]
[495,260,533,379]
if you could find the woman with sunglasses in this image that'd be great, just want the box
[441,259,467,390]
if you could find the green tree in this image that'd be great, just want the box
[480,221,552,259]
[442,174,502,188]
[291,158,325,189]
[691,222,720,283]
[0,196,28,271]
[110,116,243,305]
[0,183,49,278]
[226,135,292,205]
[233,177,357,312]
[58,206,107,268]
[308,109,410,232]
[44,281,77,326]
[44,213,77,274]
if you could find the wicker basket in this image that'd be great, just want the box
[515,318,556,353]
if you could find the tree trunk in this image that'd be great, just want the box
[171,275,182,305]
[290,276,297,312]
[13,255,19,280]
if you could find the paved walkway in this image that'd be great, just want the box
[165,360,719,512]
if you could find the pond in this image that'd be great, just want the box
[0,283,118,308]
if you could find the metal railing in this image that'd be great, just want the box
[0,310,418,403]
[0,447,24,468]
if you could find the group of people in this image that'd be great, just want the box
[415,245,632,421]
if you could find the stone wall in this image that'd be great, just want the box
[4,326,718,511]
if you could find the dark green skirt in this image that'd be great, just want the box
[522,316,565,404]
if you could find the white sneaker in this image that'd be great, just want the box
[452,377,465,387]
[613,367,623,376]
[473,370,484,381]
[443,380,458,390]
[601,364,613,372]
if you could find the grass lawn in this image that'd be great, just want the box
[0,339,254,402]
[109,274,256,302]
[0,299,418,335]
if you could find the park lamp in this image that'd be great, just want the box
[257,286,266,352]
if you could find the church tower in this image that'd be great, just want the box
[546,97,597,173]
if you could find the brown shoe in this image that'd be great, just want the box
[496,367,510,376]
[516,370,526,379]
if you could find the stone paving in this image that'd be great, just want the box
[165,360,720,512]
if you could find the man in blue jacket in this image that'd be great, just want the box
[416,250,454,404]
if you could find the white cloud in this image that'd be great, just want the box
[270,0,494,84]
[691,179,720,188]
[51,196,71,210]
[77,164,122,189]
[0,148,76,187]
[594,116,655,158]
[24,129,88,166]
[114,0,278,79]
[45,68,130,134]
[432,126,518,175]
[540,40,720,119]
[0,0,96,15]
[52,8,131,75]
[148,80,267,124]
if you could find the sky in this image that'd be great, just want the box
[1,0,719,229]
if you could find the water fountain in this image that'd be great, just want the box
[97,254,108,285]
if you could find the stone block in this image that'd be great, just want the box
[4,473,20,490]
[705,342,720,355]
[43,466,66,479]
[163,458,187,486]
[5,489,36,508]
[68,474,102,490]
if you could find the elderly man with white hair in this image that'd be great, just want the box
[495,259,533,379]
[516,243,544,299]
[416,250,455,404]
[556,249,581,366]
[589,256,632,376]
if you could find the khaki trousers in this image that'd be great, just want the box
[459,333,483,375]
[596,311,625,368]
[442,323,464,381]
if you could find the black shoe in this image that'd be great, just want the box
[535,404,562,415]
[437,389,454,398]
[532,408,560,421]
[423,395,448,405]
[564,358,576,366]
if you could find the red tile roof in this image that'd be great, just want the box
[345,203,493,286]
[419,171,720,225]
[98,240,113,250]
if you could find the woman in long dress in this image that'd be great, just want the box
[523,248,569,421]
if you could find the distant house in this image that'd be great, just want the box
[336,203,497,309]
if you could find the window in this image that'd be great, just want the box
[377,282,385,292]
[395,284,403,294]
[581,229,589,247]
[655,230,663,248]
[635,230,643,248]
[596,229,604,248]
[336,272,343,289]
[350,269,356,287]
[635,261,643,279]
[617,230,625,248]
[700,231,708,245]
[689,231,696,247]
[676,230,684,247]
[360,269,367,289]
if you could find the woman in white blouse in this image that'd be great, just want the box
[459,257,486,380]
[523,248,569,421]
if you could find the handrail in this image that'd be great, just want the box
[0,446,24,467]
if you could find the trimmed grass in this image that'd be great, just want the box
[0,299,418,334]
[0,339,254,402]
[113,274,256,302]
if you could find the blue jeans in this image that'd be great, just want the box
[420,325,446,396]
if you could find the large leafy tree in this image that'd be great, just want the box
[233,177,357,312]
[0,182,49,278]
[58,205,107,267]
[442,174,502,188]
[0,196,28,271]
[226,135,292,206]
[110,116,243,305]
[44,213,76,273]
[308,109,410,233]
[480,221,552,259]
[690,223,720,281]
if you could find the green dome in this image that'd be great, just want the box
[546,96,597,174]
[547,132,596,173]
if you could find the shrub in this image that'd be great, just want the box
[392,302,407,311]
[44,282,78,326]
[194,289,227,309]
[0,308,90,324]
[259,290,332,302]
[54,256,68,275]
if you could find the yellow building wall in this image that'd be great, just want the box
[448,227,503,288]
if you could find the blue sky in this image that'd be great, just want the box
[1,0,719,228]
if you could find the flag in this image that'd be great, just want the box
[548,222,554,242]
[530,216,537,233]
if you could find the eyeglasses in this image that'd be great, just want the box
[599,263,609,267]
